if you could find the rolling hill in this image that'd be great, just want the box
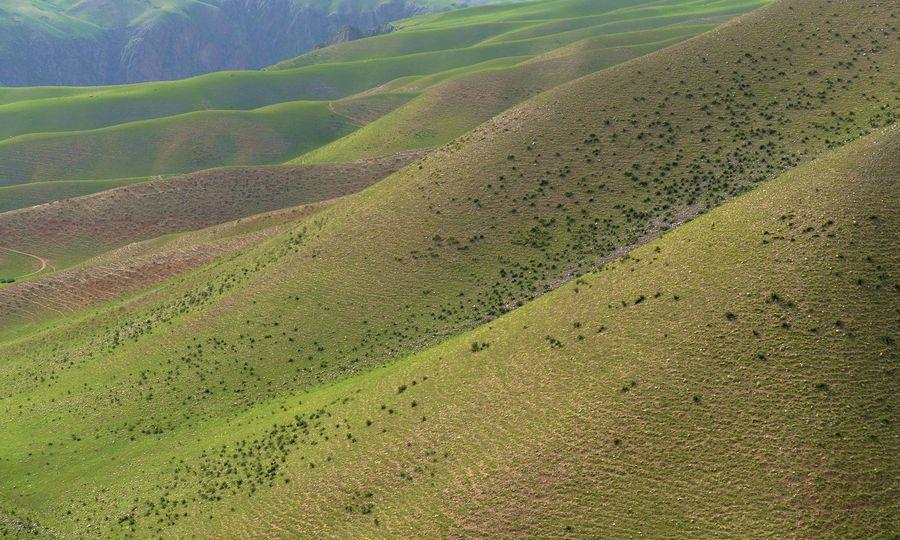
[0,93,411,184]
[0,0,896,537]
[0,152,420,281]
[1,120,896,539]
[0,0,499,86]
[0,0,765,198]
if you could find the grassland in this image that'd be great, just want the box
[0,153,419,279]
[0,93,412,184]
[0,0,764,138]
[0,125,895,538]
[0,0,896,537]
[296,22,716,163]
[0,0,765,196]
[0,248,41,283]
[0,178,150,214]
[163,126,898,537]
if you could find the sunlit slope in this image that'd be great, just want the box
[0,93,411,184]
[0,124,895,537]
[0,0,895,536]
[173,127,900,537]
[161,121,900,539]
[297,23,714,163]
[274,0,759,68]
[0,0,765,141]
[0,0,895,366]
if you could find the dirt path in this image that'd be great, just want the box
[328,101,367,127]
[0,246,53,277]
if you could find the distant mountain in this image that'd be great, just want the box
[316,23,396,49]
[0,0,497,86]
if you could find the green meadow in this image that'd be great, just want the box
[0,0,766,202]
[0,0,896,537]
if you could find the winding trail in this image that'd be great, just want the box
[0,246,53,277]
[328,101,367,127]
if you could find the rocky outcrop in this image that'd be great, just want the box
[316,23,396,49]
[0,0,433,86]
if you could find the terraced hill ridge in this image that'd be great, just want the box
[0,153,422,329]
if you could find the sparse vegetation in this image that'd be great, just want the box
[0,0,896,537]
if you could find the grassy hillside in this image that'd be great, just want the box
[0,178,149,214]
[167,126,900,537]
[0,0,895,536]
[296,23,715,163]
[0,198,339,333]
[1,0,895,360]
[0,0,763,207]
[0,93,411,184]
[0,0,763,208]
[0,0,763,140]
[0,124,895,538]
[0,153,418,279]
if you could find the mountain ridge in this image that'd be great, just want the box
[0,0,498,86]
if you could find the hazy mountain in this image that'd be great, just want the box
[0,0,496,85]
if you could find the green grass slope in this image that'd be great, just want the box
[0,153,419,279]
[1,123,896,539]
[0,0,895,387]
[0,248,40,282]
[0,0,765,141]
[168,126,900,537]
[0,0,763,200]
[0,93,411,184]
[297,23,715,163]
[0,0,896,536]
[274,0,758,68]
[0,178,149,214]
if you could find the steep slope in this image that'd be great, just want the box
[0,0,763,207]
[1,122,896,538]
[167,126,900,537]
[0,93,411,184]
[296,22,716,163]
[0,0,497,86]
[0,0,896,536]
[0,199,336,332]
[0,0,895,366]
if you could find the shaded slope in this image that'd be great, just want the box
[0,153,419,276]
[0,178,149,215]
[0,200,334,331]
